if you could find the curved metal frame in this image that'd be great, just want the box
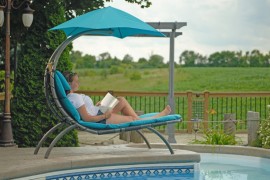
[136,130,151,149]
[146,127,174,154]
[45,124,77,159]
[37,30,179,158]
[34,123,64,155]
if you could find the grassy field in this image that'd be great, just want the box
[75,67,270,92]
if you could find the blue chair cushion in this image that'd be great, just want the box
[59,98,81,121]
[54,71,81,121]
[54,74,66,99]
[55,70,71,91]
[77,114,181,129]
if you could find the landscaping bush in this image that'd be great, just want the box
[194,130,238,145]
[11,2,78,147]
[257,106,270,149]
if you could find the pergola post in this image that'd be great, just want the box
[147,22,187,143]
[167,28,176,143]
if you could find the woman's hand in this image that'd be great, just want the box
[104,110,112,119]
[96,101,101,106]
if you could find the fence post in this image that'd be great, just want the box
[203,91,209,130]
[247,111,260,146]
[187,91,193,133]
[224,113,236,136]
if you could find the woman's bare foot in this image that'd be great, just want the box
[159,105,171,116]
[138,105,172,120]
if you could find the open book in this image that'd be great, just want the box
[99,93,119,113]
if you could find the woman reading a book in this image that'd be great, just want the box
[64,72,171,124]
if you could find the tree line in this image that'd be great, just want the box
[71,49,270,69]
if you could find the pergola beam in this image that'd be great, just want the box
[147,22,187,30]
[162,32,182,37]
[135,31,182,38]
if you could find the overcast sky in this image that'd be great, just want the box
[72,0,270,62]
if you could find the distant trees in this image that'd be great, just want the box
[71,49,270,69]
[249,50,269,67]
[148,54,165,68]
[122,54,134,64]
[208,51,238,67]
[179,50,270,67]
[71,51,168,69]
[179,50,207,66]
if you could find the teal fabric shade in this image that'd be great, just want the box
[50,6,164,38]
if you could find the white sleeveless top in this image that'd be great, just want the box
[67,93,100,116]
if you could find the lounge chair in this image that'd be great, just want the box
[34,67,181,158]
[34,68,182,158]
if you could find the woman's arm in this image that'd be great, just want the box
[95,101,101,106]
[77,105,107,122]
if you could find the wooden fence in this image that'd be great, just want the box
[77,90,270,132]
[1,91,270,132]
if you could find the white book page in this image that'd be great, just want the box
[99,93,119,113]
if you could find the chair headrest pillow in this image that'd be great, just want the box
[54,70,81,121]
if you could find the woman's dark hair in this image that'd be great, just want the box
[63,71,77,83]
[62,71,77,95]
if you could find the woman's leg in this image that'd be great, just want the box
[106,113,135,124]
[112,97,139,119]
[106,105,172,124]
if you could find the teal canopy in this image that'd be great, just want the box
[50,6,164,38]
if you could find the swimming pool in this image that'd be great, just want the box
[200,153,270,180]
[15,153,270,180]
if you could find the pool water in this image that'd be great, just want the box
[46,163,198,180]
[200,153,270,180]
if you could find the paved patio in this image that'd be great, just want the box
[1,131,269,180]
[0,145,200,179]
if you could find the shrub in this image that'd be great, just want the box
[130,71,142,81]
[194,129,238,145]
[101,69,108,79]
[11,3,78,147]
[77,69,97,77]
[257,106,270,149]
[143,71,150,75]
[110,66,124,74]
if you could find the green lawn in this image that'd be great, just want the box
[75,67,270,92]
